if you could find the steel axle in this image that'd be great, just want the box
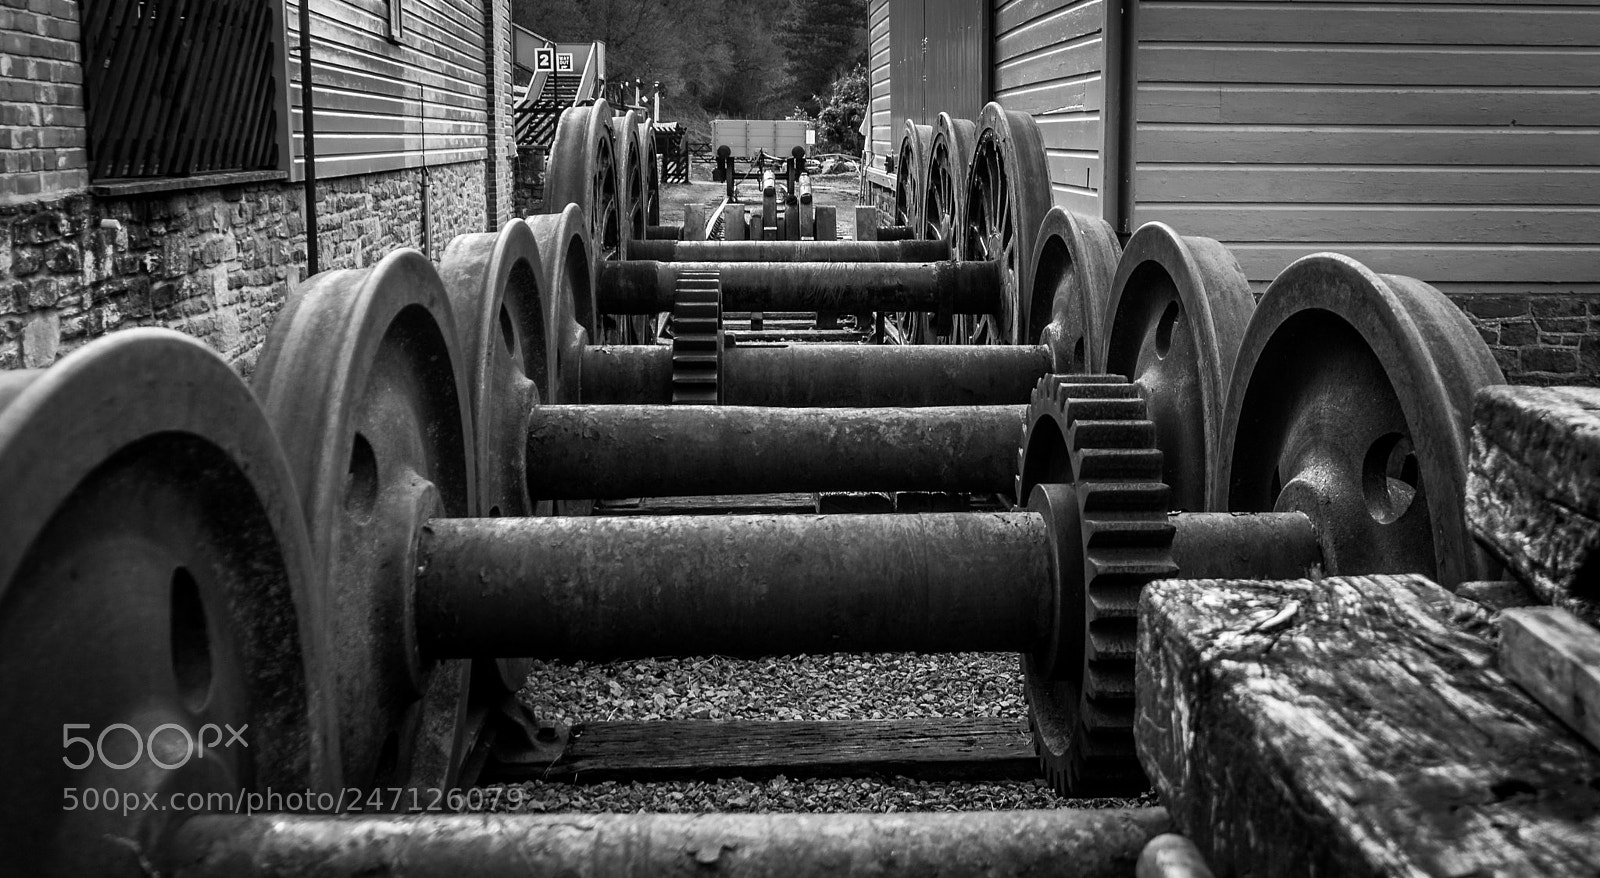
[525,404,1025,499]
[627,239,950,262]
[597,260,1000,314]
[578,343,1052,406]
[416,513,1052,659]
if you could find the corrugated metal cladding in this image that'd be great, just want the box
[869,0,893,167]
[992,0,1112,220]
[1131,0,1600,292]
[890,0,988,131]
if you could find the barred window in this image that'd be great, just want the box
[82,0,288,180]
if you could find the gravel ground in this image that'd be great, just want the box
[502,654,1156,813]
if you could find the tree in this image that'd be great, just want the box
[774,0,867,113]
[814,64,867,154]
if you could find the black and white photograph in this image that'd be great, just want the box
[1,0,1598,874]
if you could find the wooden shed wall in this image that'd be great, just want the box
[1129,0,1600,291]
[993,0,1109,219]
[287,0,489,179]
[869,0,893,173]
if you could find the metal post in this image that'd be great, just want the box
[297,0,318,275]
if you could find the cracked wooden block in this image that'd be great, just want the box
[1136,574,1600,877]
[1467,385,1600,626]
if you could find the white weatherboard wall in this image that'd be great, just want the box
[1129,0,1600,291]
[868,0,893,178]
[288,0,490,179]
[993,0,1110,220]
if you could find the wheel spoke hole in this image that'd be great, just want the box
[1363,432,1418,524]
[170,568,213,713]
[498,303,517,357]
[1155,301,1181,359]
[345,433,380,515]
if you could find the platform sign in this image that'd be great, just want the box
[533,47,555,72]
[556,52,575,72]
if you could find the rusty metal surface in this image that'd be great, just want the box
[165,809,1171,877]
[0,331,331,877]
[580,343,1051,406]
[1029,205,1122,372]
[1018,375,1176,797]
[544,101,621,263]
[525,404,1025,499]
[416,512,1051,659]
[251,250,477,793]
[627,239,951,262]
[1169,512,1323,581]
[1214,254,1505,588]
[669,268,723,404]
[597,259,1001,314]
[963,102,1053,345]
[1100,223,1254,513]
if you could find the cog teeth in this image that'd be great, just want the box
[671,270,722,405]
[1018,371,1176,798]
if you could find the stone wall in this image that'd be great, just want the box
[1454,293,1600,387]
[0,0,88,205]
[1,160,489,374]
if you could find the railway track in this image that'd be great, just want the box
[3,98,1583,876]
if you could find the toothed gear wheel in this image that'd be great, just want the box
[1015,374,1177,797]
[671,268,723,404]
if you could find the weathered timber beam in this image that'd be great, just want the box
[165,809,1171,878]
[627,238,950,262]
[525,404,1024,499]
[481,717,1040,783]
[415,512,1050,659]
[1466,385,1600,625]
[578,344,1052,406]
[1500,606,1600,752]
[596,260,1000,314]
[1136,574,1600,876]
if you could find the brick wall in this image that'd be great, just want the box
[1,160,490,373]
[0,0,87,204]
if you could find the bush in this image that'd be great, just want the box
[813,65,867,156]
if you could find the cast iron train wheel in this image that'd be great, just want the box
[638,118,661,226]
[922,113,977,342]
[0,330,334,876]
[252,250,478,793]
[886,120,935,344]
[545,100,621,265]
[613,109,645,260]
[1027,205,1122,373]
[1015,375,1176,797]
[528,204,597,516]
[439,219,553,695]
[1213,254,1504,588]
[961,102,1052,347]
[1098,223,1254,512]
[615,110,655,344]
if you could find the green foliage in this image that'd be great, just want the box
[774,0,868,113]
[813,64,866,155]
